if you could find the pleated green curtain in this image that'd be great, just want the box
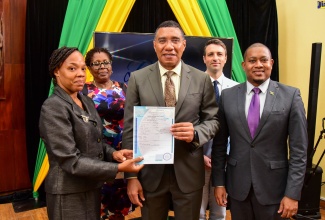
[59,1,106,53]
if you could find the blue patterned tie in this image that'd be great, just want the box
[247,88,261,138]
[213,80,220,103]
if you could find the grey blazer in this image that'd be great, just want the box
[39,85,118,195]
[123,61,219,193]
[203,76,239,157]
[212,80,307,205]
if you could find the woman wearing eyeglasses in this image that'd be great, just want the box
[82,48,131,220]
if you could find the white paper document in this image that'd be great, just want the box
[133,106,175,164]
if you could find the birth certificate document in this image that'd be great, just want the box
[133,106,175,164]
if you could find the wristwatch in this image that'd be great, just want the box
[191,130,200,149]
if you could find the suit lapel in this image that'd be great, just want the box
[175,62,190,116]
[237,83,252,140]
[54,86,97,123]
[148,63,165,106]
[254,80,279,139]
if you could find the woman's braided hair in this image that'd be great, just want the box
[48,46,79,83]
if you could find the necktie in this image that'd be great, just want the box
[165,71,176,107]
[247,88,261,138]
[213,80,220,103]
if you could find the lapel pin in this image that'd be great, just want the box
[81,115,89,122]
[269,91,274,96]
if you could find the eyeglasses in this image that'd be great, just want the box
[90,61,112,69]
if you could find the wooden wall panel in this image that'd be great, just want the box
[0,131,15,191]
[0,64,11,130]
[2,0,9,65]
[11,64,25,129]
[0,0,4,98]
[10,0,25,64]
[0,0,30,193]
[13,130,30,189]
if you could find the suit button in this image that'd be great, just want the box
[93,122,97,126]
[98,152,103,159]
[251,144,255,148]
[97,138,101,143]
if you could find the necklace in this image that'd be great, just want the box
[93,80,113,89]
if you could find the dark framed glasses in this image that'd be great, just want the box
[90,61,112,69]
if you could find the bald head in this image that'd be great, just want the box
[243,43,272,61]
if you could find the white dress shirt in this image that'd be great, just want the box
[158,61,181,101]
[209,73,227,94]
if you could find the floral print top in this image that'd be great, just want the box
[82,81,127,150]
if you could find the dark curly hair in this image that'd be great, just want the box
[48,46,79,83]
[85,47,112,67]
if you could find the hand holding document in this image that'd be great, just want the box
[133,106,175,164]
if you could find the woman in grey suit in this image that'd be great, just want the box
[39,46,143,220]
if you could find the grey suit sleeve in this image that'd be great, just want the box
[195,73,220,145]
[211,94,228,187]
[285,88,308,200]
[103,143,115,162]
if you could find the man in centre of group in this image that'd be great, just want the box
[122,20,219,220]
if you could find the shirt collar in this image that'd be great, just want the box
[209,73,225,84]
[246,78,270,94]
[159,61,182,77]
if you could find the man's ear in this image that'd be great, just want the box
[241,61,246,70]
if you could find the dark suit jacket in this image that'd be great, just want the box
[39,85,118,195]
[212,80,307,205]
[123,61,219,193]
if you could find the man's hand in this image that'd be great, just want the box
[278,196,298,218]
[171,122,194,143]
[215,186,227,207]
[203,155,211,169]
[127,178,145,207]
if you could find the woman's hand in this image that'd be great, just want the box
[117,156,144,173]
[113,149,133,162]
